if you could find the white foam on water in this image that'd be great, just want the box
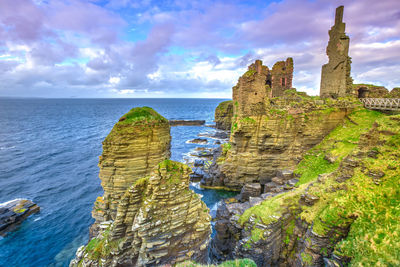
[190,182,202,190]
[0,198,24,208]
[33,217,42,222]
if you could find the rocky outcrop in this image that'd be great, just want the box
[169,120,205,126]
[215,101,233,130]
[71,160,211,267]
[91,107,171,236]
[0,199,40,236]
[320,6,353,98]
[203,90,358,191]
[211,111,400,266]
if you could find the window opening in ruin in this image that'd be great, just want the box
[358,87,368,98]
[281,78,286,86]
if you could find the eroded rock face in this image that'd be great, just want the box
[212,113,400,266]
[320,6,353,98]
[205,101,354,191]
[71,160,211,267]
[215,101,233,131]
[91,107,171,234]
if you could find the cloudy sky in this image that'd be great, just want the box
[0,0,399,98]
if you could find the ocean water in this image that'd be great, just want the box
[0,98,234,267]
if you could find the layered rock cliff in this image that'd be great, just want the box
[72,107,211,266]
[215,100,233,131]
[211,109,400,266]
[91,107,171,235]
[72,160,211,266]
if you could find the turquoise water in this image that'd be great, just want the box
[0,98,234,267]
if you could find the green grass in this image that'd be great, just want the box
[158,159,189,185]
[295,108,384,185]
[244,69,256,77]
[176,259,257,267]
[222,143,232,154]
[299,114,400,266]
[239,185,306,227]
[118,106,168,125]
[216,100,233,113]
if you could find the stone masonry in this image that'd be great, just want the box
[320,6,353,98]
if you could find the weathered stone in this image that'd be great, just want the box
[91,107,171,232]
[320,6,353,98]
[72,161,211,267]
[239,183,261,202]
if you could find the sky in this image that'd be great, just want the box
[0,0,399,98]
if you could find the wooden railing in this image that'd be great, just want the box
[360,98,400,111]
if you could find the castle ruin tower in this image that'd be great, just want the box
[320,6,353,98]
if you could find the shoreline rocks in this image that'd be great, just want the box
[169,120,205,126]
[0,199,40,236]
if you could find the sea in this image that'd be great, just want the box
[0,98,236,267]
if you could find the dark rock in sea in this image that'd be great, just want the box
[188,138,208,144]
[191,150,213,158]
[169,120,205,126]
[198,131,229,140]
[194,159,205,167]
[0,199,40,236]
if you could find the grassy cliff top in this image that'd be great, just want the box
[238,110,400,266]
[216,100,233,113]
[118,106,168,125]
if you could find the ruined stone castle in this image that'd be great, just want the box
[232,58,293,116]
[320,6,353,98]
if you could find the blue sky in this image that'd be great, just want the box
[0,0,399,98]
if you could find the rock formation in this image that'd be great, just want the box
[0,199,40,236]
[320,6,353,98]
[212,110,400,266]
[215,100,233,130]
[91,107,171,236]
[71,107,211,266]
[71,160,211,267]
[202,60,359,191]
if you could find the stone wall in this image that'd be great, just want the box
[271,58,294,97]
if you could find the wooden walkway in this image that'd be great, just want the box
[360,98,400,111]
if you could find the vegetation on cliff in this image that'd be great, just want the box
[295,108,383,185]
[237,109,400,266]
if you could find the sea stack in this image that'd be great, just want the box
[320,6,353,98]
[91,107,171,236]
[71,107,211,266]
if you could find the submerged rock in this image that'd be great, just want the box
[0,199,40,236]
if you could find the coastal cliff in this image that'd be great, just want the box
[91,107,171,236]
[211,110,400,266]
[202,60,360,191]
[71,107,211,266]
